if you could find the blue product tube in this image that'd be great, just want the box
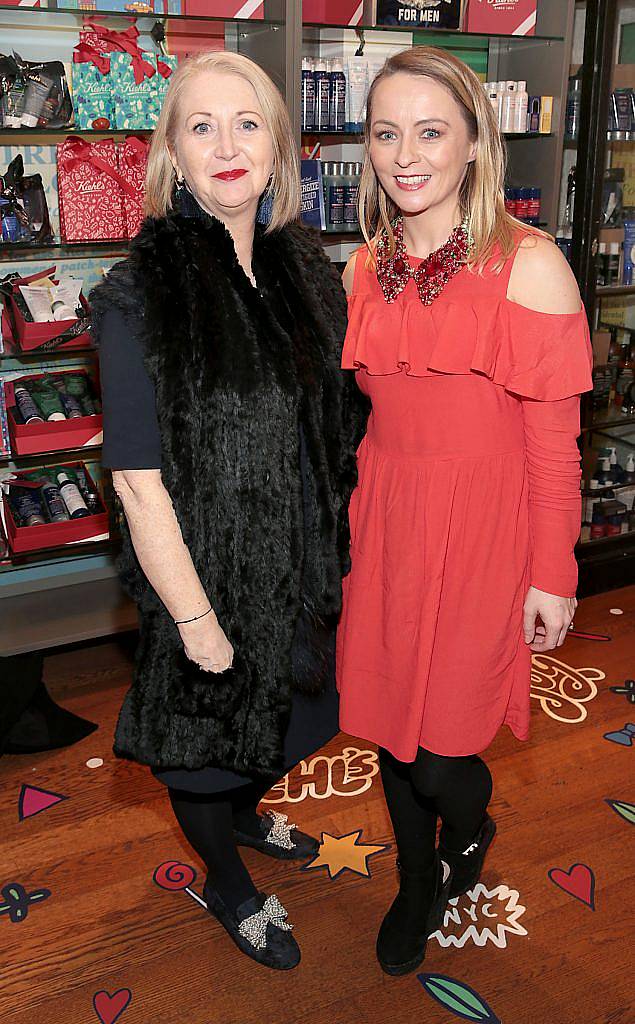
[623,210,635,285]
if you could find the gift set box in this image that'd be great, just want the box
[1,267,91,353]
[3,462,108,556]
[5,370,102,458]
[464,0,537,36]
[71,46,114,130]
[302,0,362,24]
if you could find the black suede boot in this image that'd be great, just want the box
[376,853,452,976]
[438,814,496,899]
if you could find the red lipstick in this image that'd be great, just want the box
[213,169,248,181]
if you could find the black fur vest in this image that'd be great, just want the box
[89,210,364,776]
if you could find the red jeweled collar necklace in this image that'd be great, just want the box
[376,216,471,305]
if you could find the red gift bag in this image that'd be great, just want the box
[57,137,135,242]
[117,135,150,239]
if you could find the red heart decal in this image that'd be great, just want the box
[547,863,596,910]
[93,989,132,1024]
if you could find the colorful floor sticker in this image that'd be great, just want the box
[609,679,635,704]
[547,863,596,910]
[263,746,379,805]
[605,798,635,825]
[92,988,132,1024]
[153,862,207,910]
[418,973,501,1024]
[530,655,603,724]
[603,723,635,746]
[429,883,528,949]
[0,882,51,923]
[302,830,389,880]
[18,784,68,821]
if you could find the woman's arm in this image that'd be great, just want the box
[508,236,582,651]
[113,469,233,672]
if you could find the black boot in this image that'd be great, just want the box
[376,853,452,976]
[438,815,497,899]
[234,810,319,861]
[203,882,301,971]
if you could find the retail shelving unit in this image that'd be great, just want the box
[0,0,586,653]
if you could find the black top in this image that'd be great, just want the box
[99,308,162,471]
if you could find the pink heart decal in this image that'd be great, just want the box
[547,863,596,910]
[93,989,132,1024]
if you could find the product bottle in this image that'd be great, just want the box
[30,382,66,421]
[343,162,361,231]
[607,242,621,285]
[595,456,614,486]
[328,59,347,133]
[514,81,529,133]
[527,96,541,133]
[620,454,635,513]
[51,377,84,419]
[495,82,507,128]
[39,477,70,523]
[323,162,346,232]
[14,385,44,425]
[55,470,90,519]
[485,82,500,122]
[608,446,624,483]
[623,208,634,285]
[63,373,96,415]
[314,60,330,133]
[301,58,316,132]
[500,81,517,134]
[565,71,582,140]
[596,242,608,286]
[590,504,607,539]
[8,485,46,527]
[516,187,530,222]
[75,467,101,514]
[616,342,634,406]
[526,187,541,225]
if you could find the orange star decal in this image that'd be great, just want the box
[302,829,390,879]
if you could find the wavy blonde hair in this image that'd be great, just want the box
[144,50,300,232]
[360,46,540,269]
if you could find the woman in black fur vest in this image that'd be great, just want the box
[90,51,365,971]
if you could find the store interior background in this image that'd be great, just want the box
[1,3,633,1024]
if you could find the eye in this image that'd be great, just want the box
[422,128,441,139]
[240,119,259,131]
[375,129,397,141]
[192,121,211,134]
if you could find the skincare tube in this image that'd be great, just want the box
[21,73,54,128]
[51,377,84,418]
[345,58,369,132]
[63,373,95,415]
[8,485,46,527]
[30,382,67,421]
[75,467,101,514]
[14,385,44,425]
[39,477,70,523]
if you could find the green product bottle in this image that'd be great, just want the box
[30,381,66,422]
[63,373,96,416]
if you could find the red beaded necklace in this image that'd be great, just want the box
[375,216,471,305]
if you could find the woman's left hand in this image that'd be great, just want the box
[523,586,577,652]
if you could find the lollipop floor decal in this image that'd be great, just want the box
[153,861,207,910]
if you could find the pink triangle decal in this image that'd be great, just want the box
[18,784,68,821]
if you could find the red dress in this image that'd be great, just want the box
[336,238,593,761]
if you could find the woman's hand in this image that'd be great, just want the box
[523,586,577,652]
[178,612,234,673]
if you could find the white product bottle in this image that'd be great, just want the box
[496,82,507,127]
[485,82,500,122]
[55,470,90,519]
[514,80,529,133]
[501,81,518,134]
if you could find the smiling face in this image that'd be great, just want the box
[168,68,275,223]
[368,71,477,223]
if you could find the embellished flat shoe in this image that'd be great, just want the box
[234,810,320,861]
[203,883,301,971]
[438,815,497,899]
[376,853,452,977]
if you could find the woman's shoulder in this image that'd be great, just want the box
[506,232,581,314]
[89,257,144,332]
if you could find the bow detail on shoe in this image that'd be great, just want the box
[264,810,297,851]
[237,894,293,950]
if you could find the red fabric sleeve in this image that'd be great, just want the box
[521,395,582,598]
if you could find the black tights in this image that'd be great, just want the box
[379,747,493,874]
[167,778,272,913]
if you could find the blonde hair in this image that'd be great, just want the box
[359,46,541,269]
[144,50,300,232]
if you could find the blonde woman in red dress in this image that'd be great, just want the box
[336,47,593,976]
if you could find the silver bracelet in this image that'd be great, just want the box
[174,607,213,626]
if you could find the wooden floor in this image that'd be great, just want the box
[2,586,634,1024]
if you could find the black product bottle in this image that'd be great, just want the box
[39,477,70,523]
[328,59,347,133]
[325,162,345,231]
[55,469,90,519]
[75,467,101,514]
[343,162,362,231]
[8,485,46,526]
[314,60,330,132]
[301,57,316,132]
[14,385,44,425]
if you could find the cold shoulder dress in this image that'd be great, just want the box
[336,237,593,761]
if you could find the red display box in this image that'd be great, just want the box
[1,267,91,353]
[303,0,363,24]
[183,1,264,16]
[3,462,109,556]
[464,0,537,36]
[58,138,127,243]
[5,372,102,457]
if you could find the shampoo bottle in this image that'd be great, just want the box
[55,470,90,519]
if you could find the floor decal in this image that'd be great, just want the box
[429,883,528,949]
[418,973,501,1024]
[530,654,603,723]
[547,863,596,910]
[153,861,207,911]
[86,758,104,769]
[302,830,389,880]
[0,882,51,923]
[603,723,635,746]
[92,989,132,1024]
[18,784,68,821]
[262,747,379,805]
[609,608,624,615]
[609,680,635,705]
[605,799,635,825]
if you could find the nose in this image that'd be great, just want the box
[395,132,419,169]
[214,124,239,162]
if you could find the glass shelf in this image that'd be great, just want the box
[0,5,282,27]
[578,528,635,548]
[0,443,102,467]
[0,344,96,361]
[0,240,128,262]
[0,536,113,573]
[596,284,635,297]
[302,22,565,42]
[586,407,635,430]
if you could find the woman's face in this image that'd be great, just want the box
[369,72,477,220]
[169,69,275,222]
